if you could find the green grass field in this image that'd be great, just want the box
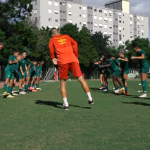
[0,80,150,150]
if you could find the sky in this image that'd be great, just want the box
[82,0,150,39]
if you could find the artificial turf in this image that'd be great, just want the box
[0,80,150,150]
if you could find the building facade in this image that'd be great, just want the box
[31,0,149,47]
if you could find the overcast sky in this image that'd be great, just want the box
[82,0,150,24]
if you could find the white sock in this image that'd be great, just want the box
[86,92,92,101]
[63,97,69,106]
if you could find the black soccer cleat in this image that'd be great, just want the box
[63,106,69,110]
[88,100,94,105]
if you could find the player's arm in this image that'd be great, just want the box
[67,35,78,58]
[48,38,58,65]
[131,54,145,60]
[20,65,24,76]
[8,56,18,64]
[118,57,128,61]
[100,64,111,68]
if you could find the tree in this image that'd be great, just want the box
[78,26,98,77]
[60,23,80,43]
[91,31,110,55]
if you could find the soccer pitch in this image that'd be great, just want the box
[0,80,150,150]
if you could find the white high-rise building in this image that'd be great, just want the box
[31,0,149,47]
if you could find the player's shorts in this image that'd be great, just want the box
[18,71,26,79]
[112,71,120,76]
[140,66,149,74]
[58,62,82,79]
[30,71,36,78]
[122,70,129,75]
[36,71,41,77]
[4,70,14,80]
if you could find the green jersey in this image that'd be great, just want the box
[114,59,119,66]
[5,55,15,71]
[29,62,34,72]
[37,65,42,73]
[109,59,119,72]
[120,56,129,71]
[19,58,26,72]
[9,62,19,73]
[136,50,149,68]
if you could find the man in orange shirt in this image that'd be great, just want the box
[48,28,94,110]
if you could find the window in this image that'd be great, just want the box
[55,19,58,22]
[119,27,122,30]
[104,25,107,28]
[141,30,144,33]
[99,10,102,13]
[68,20,72,23]
[109,11,112,14]
[68,4,72,8]
[83,6,86,10]
[68,11,72,16]
[48,18,52,21]
[48,9,52,13]
[130,21,132,24]
[109,26,112,29]
[83,14,86,18]
[60,19,62,21]
[130,35,133,38]
[63,19,66,21]
[79,7,81,9]
[79,14,81,17]
[99,17,102,20]
[104,18,108,21]
[55,10,58,14]
[119,20,121,23]
[60,10,62,13]
[104,10,107,14]
[104,32,108,35]
[83,22,86,25]
[94,16,97,19]
[99,24,103,28]
[34,9,37,13]
[48,1,52,5]
[63,11,66,13]
[94,23,98,27]
[94,9,97,12]
[54,2,58,6]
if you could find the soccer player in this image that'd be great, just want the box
[28,60,37,92]
[36,60,44,90]
[131,43,149,98]
[97,54,123,93]
[0,41,4,50]
[118,50,129,95]
[18,51,28,94]
[3,50,19,97]
[48,28,94,110]
[99,54,105,89]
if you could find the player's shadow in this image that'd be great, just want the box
[122,102,150,106]
[35,100,91,109]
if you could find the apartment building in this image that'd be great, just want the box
[31,0,149,47]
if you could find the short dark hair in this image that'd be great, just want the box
[22,51,27,54]
[50,27,57,35]
[13,50,19,53]
[132,42,139,48]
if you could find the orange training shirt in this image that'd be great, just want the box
[48,34,78,65]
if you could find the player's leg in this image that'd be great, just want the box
[3,71,11,96]
[70,62,94,104]
[122,73,128,95]
[103,74,108,91]
[58,64,69,110]
[99,74,103,89]
[36,75,40,89]
[7,74,15,98]
[139,73,147,97]
[25,73,30,91]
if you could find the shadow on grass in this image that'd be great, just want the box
[122,102,150,106]
[35,100,91,110]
